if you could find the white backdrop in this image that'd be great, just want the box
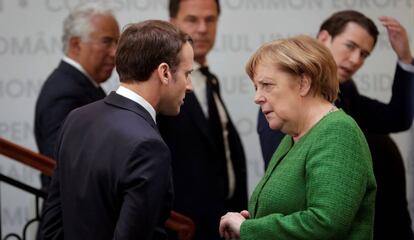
[0,0,413,237]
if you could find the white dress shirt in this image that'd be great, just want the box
[115,85,156,124]
[62,56,101,89]
[398,59,414,73]
[192,62,236,199]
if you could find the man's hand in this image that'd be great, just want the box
[379,16,412,64]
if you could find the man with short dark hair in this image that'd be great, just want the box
[157,0,248,239]
[40,19,194,240]
[258,10,414,239]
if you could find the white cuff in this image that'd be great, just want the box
[398,59,414,73]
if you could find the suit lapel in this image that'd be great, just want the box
[104,92,157,130]
[250,136,293,217]
[184,92,217,147]
[59,61,106,100]
[266,136,292,173]
[59,61,91,87]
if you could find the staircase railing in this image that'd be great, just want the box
[0,137,195,240]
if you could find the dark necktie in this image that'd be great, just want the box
[96,86,107,99]
[200,66,237,199]
[199,66,226,160]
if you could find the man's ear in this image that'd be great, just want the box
[157,63,171,85]
[317,30,331,44]
[69,37,81,49]
[299,74,312,97]
[68,36,81,54]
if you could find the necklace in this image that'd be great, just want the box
[321,104,338,121]
[328,104,338,114]
[294,104,338,142]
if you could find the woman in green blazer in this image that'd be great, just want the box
[219,35,376,240]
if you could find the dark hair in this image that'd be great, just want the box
[169,0,221,18]
[115,20,192,82]
[319,10,379,46]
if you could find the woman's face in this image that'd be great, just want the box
[253,63,302,134]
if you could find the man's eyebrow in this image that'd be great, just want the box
[347,40,372,56]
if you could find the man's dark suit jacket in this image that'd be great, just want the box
[257,110,284,169]
[35,60,106,188]
[258,63,414,239]
[157,75,248,240]
[41,92,173,240]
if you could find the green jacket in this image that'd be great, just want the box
[241,110,376,240]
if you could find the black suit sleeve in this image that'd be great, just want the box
[37,97,83,158]
[114,138,171,240]
[257,109,285,169]
[40,166,64,240]
[40,125,66,240]
[349,63,414,133]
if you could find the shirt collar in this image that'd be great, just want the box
[62,56,100,88]
[115,85,156,123]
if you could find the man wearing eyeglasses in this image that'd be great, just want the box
[34,3,120,192]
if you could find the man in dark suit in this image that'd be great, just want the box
[157,1,248,239]
[40,20,194,239]
[258,11,414,239]
[34,3,120,190]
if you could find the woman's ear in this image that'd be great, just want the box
[299,74,312,97]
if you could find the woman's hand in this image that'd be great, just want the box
[219,210,249,239]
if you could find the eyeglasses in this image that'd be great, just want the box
[86,36,118,49]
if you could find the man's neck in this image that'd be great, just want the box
[195,57,207,66]
[116,84,157,122]
[120,82,159,110]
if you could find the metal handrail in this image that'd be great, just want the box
[0,137,195,240]
[0,174,44,240]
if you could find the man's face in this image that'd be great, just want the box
[78,15,120,83]
[171,0,218,65]
[160,42,194,116]
[319,22,375,83]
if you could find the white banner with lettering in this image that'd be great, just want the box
[0,0,413,236]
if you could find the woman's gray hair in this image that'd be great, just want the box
[62,3,114,52]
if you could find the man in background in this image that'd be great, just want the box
[34,3,120,190]
[41,19,194,239]
[157,0,248,239]
[258,11,414,239]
